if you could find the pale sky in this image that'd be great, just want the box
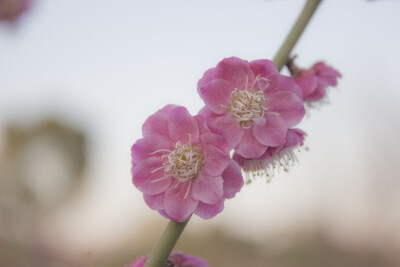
[1,0,400,254]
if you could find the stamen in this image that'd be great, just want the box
[228,88,267,128]
[244,145,305,183]
[265,111,281,116]
[249,74,260,90]
[173,181,181,189]
[184,179,192,199]
[186,133,192,144]
[150,175,170,183]
[150,165,166,174]
[150,148,171,155]
[151,138,204,193]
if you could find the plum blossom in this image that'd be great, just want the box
[198,57,305,159]
[131,105,243,222]
[287,57,341,105]
[126,252,209,267]
[233,128,306,183]
[0,0,30,24]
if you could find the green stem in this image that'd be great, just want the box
[143,218,190,267]
[273,0,322,71]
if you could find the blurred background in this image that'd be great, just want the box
[1,0,400,266]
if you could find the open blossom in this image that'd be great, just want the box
[127,252,209,267]
[233,128,306,183]
[131,105,243,222]
[0,0,30,23]
[288,58,341,104]
[198,57,305,159]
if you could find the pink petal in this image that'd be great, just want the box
[132,157,172,195]
[196,115,229,155]
[315,62,342,77]
[142,105,177,139]
[198,79,234,114]
[253,114,287,147]
[179,256,210,267]
[168,106,199,143]
[158,209,171,219]
[221,160,244,199]
[284,128,306,148]
[131,136,172,164]
[200,107,244,149]
[192,172,224,204]
[266,90,305,128]
[164,182,199,222]
[267,74,303,99]
[197,67,215,90]
[203,144,229,176]
[314,62,341,86]
[249,59,278,77]
[194,198,224,220]
[235,129,267,158]
[318,74,339,86]
[169,253,187,264]
[269,128,306,156]
[306,84,326,102]
[296,76,318,98]
[213,57,254,90]
[256,77,271,91]
[232,152,245,167]
[143,193,165,210]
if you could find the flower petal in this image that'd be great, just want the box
[253,114,287,147]
[197,67,215,90]
[221,160,244,199]
[249,59,278,77]
[132,157,172,195]
[164,182,199,222]
[256,77,271,91]
[143,193,165,211]
[203,144,229,176]
[199,107,244,149]
[213,57,254,90]
[168,106,199,143]
[192,172,223,204]
[196,115,230,155]
[198,79,234,114]
[142,105,177,139]
[296,76,318,98]
[306,84,327,102]
[266,90,305,128]
[194,198,224,220]
[131,136,172,164]
[267,74,303,99]
[234,129,267,158]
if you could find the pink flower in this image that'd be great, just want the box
[127,252,209,267]
[0,0,30,24]
[233,128,306,183]
[198,57,305,159]
[288,58,341,104]
[131,105,243,222]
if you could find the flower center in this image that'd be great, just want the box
[229,88,267,129]
[164,141,204,182]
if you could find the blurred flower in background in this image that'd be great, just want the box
[0,0,31,24]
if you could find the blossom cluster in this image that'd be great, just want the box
[131,56,340,222]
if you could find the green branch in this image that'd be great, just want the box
[143,218,190,267]
[273,0,322,71]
